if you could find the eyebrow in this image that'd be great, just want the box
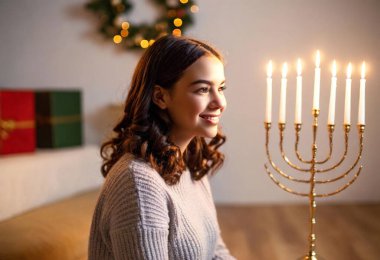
[189,79,226,86]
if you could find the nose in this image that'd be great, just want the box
[209,91,227,111]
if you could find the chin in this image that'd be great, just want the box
[200,127,219,139]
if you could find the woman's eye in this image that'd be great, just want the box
[219,85,227,92]
[197,87,209,94]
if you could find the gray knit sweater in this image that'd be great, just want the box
[88,154,236,260]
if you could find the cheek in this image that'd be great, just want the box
[180,94,205,114]
[168,93,208,125]
[169,97,198,122]
[190,98,208,117]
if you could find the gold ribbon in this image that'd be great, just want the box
[36,115,81,125]
[0,119,35,140]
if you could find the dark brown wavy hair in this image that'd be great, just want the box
[100,35,226,185]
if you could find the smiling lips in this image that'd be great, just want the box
[199,114,221,124]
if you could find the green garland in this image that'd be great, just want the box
[86,0,198,50]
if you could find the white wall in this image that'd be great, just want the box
[1,0,379,203]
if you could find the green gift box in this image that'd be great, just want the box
[35,90,83,148]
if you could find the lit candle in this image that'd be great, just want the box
[328,60,337,125]
[358,62,366,125]
[295,58,302,124]
[344,63,352,125]
[266,60,273,123]
[279,63,287,124]
[313,50,321,110]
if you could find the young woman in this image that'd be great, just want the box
[89,35,236,260]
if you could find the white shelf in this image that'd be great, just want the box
[0,145,104,221]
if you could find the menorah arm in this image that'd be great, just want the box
[294,123,312,163]
[279,123,310,172]
[315,125,335,164]
[315,166,363,197]
[264,164,309,196]
[265,123,310,179]
[264,158,310,183]
[266,141,310,183]
[316,125,359,173]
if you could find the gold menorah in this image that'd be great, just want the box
[264,109,365,260]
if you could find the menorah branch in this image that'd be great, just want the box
[313,124,366,197]
[265,123,311,184]
[315,124,334,164]
[315,166,363,197]
[295,123,312,163]
[279,123,310,172]
[264,163,309,196]
[295,124,337,166]
[315,125,350,172]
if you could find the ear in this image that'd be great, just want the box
[152,85,169,109]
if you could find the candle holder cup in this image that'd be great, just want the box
[264,109,365,259]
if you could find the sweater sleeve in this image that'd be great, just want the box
[212,234,236,260]
[100,159,170,260]
[110,226,169,260]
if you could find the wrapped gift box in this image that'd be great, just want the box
[0,90,36,155]
[35,90,83,148]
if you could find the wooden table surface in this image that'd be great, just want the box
[216,204,380,260]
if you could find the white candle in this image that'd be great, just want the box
[328,60,337,125]
[266,60,273,123]
[358,62,366,125]
[344,63,352,125]
[279,63,287,124]
[313,50,321,110]
[295,58,302,124]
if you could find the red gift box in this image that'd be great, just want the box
[0,90,36,155]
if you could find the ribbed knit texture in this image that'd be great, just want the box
[88,154,236,260]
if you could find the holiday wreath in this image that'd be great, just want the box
[86,0,198,50]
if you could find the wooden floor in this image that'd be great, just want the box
[216,204,380,260]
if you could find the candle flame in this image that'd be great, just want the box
[267,60,273,77]
[332,60,337,77]
[316,50,320,68]
[347,63,352,79]
[282,63,288,78]
[297,58,302,76]
[361,62,366,79]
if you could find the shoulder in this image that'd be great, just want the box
[104,153,167,195]
[98,154,169,229]
[198,175,216,204]
[198,174,212,193]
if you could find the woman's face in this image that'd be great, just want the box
[164,54,226,148]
